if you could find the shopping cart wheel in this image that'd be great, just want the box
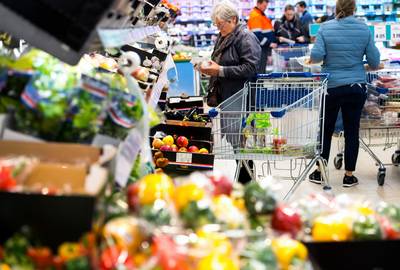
[392,153,400,167]
[334,155,343,170]
[377,168,386,186]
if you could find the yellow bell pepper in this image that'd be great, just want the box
[197,254,239,270]
[58,242,83,261]
[174,183,205,210]
[312,214,353,242]
[195,230,233,257]
[356,206,375,216]
[0,264,11,270]
[103,217,142,254]
[138,173,174,205]
[272,238,308,270]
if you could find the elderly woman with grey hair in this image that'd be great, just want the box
[199,1,261,184]
[200,1,261,106]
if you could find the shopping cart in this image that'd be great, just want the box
[210,73,331,200]
[272,45,310,72]
[334,69,400,185]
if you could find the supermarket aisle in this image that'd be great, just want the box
[214,137,400,203]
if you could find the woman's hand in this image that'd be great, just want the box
[305,58,313,65]
[199,60,221,77]
[296,36,306,43]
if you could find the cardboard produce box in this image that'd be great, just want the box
[0,141,108,249]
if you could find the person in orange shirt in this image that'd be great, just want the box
[248,0,277,73]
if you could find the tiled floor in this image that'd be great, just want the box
[214,138,400,203]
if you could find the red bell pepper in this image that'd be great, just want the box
[152,235,190,270]
[27,247,53,269]
[378,216,400,240]
[100,246,135,270]
[0,167,17,191]
[271,205,303,237]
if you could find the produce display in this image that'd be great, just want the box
[164,107,208,124]
[100,171,310,270]
[289,193,400,242]
[0,50,148,143]
[0,156,38,191]
[152,135,209,154]
[0,232,95,270]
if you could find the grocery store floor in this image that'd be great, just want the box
[215,137,400,203]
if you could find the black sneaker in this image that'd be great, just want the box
[343,175,359,187]
[309,170,322,185]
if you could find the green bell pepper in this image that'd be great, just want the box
[353,215,383,241]
[244,182,276,217]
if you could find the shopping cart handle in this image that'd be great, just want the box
[257,72,329,79]
[208,108,219,118]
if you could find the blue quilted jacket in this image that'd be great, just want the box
[311,16,380,89]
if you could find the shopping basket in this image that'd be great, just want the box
[272,45,310,72]
[210,72,331,200]
[334,68,400,185]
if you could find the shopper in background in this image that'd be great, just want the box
[199,1,261,184]
[274,5,309,45]
[308,0,380,187]
[296,1,313,28]
[199,1,261,104]
[248,0,277,73]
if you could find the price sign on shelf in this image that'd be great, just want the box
[391,25,400,41]
[176,153,192,164]
[374,25,386,42]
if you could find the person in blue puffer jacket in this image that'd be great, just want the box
[308,0,380,188]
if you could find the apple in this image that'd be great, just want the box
[160,145,172,152]
[209,174,233,196]
[271,204,302,237]
[198,148,209,154]
[176,136,189,148]
[273,138,287,147]
[127,183,140,211]
[131,66,150,82]
[188,146,199,153]
[162,135,174,146]
[156,158,169,168]
[171,144,178,152]
[178,147,188,152]
[152,138,164,149]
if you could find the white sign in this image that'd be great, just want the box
[176,152,192,163]
[148,54,176,109]
[98,26,161,48]
[391,25,400,41]
[374,25,386,42]
[115,129,142,187]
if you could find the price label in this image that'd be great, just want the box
[115,129,142,187]
[176,152,192,163]
[98,26,160,48]
[374,25,386,42]
[391,25,400,41]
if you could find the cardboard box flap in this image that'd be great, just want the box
[0,141,100,165]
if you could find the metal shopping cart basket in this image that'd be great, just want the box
[334,68,400,185]
[272,45,310,72]
[210,73,331,200]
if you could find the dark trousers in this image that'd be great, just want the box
[321,84,367,171]
[258,46,270,74]
[238,160,254,184]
